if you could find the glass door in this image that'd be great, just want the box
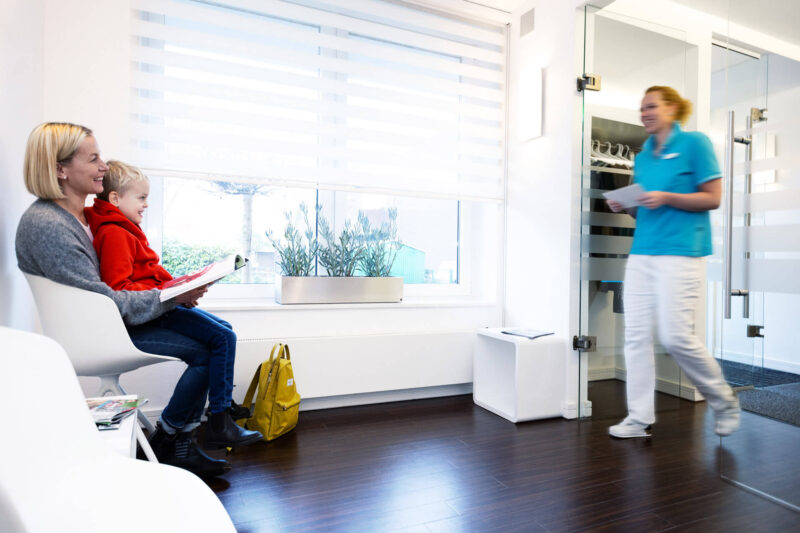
[578,6,691,420]
[708,45,768,398]
[711,3,800,511]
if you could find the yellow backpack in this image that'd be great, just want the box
[238,343,301,441]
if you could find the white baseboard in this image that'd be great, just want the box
[588,367,616,381]
[299,383,473,411]
[614,368,702,402]
[712,348,800,376]
[139,384,473,422]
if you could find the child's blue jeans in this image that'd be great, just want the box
[130,306,236,429]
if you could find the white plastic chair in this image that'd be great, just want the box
[0,326,236,533]
[23,273,179,433]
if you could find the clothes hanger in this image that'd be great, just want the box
[590,139,608,166]
[613,143,633,167]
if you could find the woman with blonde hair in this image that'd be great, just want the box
[606,87,740,438]
[16,122,230,477]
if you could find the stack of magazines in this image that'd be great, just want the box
[86,395,146,431]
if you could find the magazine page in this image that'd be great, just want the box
[86,394,141,427]
[159,254,247,302]
[501,328,554,340]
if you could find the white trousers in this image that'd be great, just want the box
[623,255,736,425]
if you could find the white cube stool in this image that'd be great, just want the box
[473,328,567,422]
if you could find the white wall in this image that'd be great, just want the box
[0,0,45,332]
[506,0,588,416]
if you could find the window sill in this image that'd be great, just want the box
[199,296,498,312]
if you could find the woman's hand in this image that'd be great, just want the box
[172,284,210,308]
[638,180,722,212]
[607,199,624,212]
[638,191,671,209]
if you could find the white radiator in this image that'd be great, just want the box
[233,330,476,410]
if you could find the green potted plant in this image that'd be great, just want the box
[268,205,403,304]
[317,216,363,277]
[266,202,317,277]
[357,208,401,277]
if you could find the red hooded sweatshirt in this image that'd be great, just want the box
[85,198,173,291]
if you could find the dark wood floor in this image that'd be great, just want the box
[206,381,800,532]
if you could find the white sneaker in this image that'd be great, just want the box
[609,418,651,438]
[715,399,741,436]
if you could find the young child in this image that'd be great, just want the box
[85,160,261,450]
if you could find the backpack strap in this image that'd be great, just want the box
[265,343,285,386]
[267,343,282,366]
[281,344,291,361]
[241,362,263,409]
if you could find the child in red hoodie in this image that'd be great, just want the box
[86,160,262,451]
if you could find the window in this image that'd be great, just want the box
[132,0,507,298]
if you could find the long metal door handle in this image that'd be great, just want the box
[723,111,735,319]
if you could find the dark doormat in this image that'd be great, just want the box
[718,359,800,388]
[738,382,800,427]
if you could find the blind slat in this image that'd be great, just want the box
[133,97,503,159]
[134,151,503,201]
[131,124,503,175]
[133,71,503,139]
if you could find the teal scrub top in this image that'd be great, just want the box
[630,123,721,257]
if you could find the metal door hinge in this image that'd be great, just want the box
[577,73,601,92]
[747,325,764,338]
[572,335,596,352]
[750,107,767,123]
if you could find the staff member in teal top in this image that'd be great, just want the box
[607,86,740,439]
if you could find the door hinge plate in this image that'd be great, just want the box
[577,73,601,92]
[573,335,597,352]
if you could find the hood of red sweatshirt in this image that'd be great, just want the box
[85,198,148,242]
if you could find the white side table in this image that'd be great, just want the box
[93,402,158,462]
[97,411,138,457]
[473,328,567,422]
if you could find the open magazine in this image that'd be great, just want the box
[501,328,554,340]
[159,254,248,302]
[86,394,145,430]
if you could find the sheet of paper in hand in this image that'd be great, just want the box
[602,183,645,209]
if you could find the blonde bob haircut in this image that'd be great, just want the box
[645,86,693,125]
[24,122,94,200]
[98,160,148,202]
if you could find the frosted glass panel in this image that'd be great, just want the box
[581,258,627,282]
[582,235,633,255]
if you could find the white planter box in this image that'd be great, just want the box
[275,276,403,304]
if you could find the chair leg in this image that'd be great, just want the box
[136,409,155,434]
[96,375,122,397]
[135,424,159,463]
[97,375,156,433]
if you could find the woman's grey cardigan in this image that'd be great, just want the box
[16,199,175,326]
